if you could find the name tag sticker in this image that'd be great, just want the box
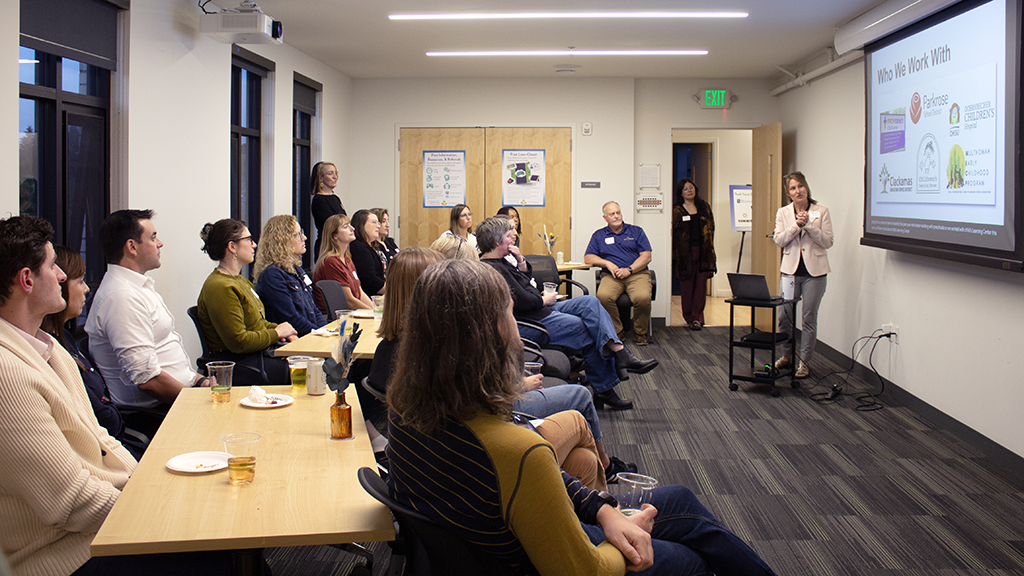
[250,287,260,299]
[605,237,615,245]
[810,211,820,221]
[303,274,312,286]
[682,215,691,222]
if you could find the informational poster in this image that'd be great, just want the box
[422,150,466,208]
[501,149,546,206]
[729,185,752,232]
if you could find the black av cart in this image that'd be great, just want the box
[726,297,798,397]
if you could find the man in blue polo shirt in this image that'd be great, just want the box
[584,201,654,345]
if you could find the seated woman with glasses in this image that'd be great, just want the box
[253,215,326,336]
[349,209,388,296]
[197,219,297,384]
[313,214,374,311]
[436,203,477,250]
[387,259,780,575]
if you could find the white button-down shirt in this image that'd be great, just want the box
[85,265,196,409]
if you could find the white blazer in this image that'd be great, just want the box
[774,203,833,277]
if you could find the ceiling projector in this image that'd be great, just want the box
[201,5,282,45]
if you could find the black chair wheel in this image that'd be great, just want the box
[349,566,371,576]
[770,388,781,397]
[728,383,738,391]
[791,380,801,389]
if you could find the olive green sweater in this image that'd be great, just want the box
[197,270,278,354]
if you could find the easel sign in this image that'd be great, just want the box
[729,185,752,232]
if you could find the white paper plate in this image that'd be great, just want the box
[240,394,294,409]
[166,451,231,473]
[350,310,375,319]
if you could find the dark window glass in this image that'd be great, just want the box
[293,107,312,268]
[230,58,266,252]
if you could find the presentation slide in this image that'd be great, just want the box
[865,0,1012,252]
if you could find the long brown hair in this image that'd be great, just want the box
[377,247,444,340]
[315,214,352,272]
[40,246,86,347]
[387,259,522,433]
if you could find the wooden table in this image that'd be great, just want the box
[556,262,594,297]
[91,385,394,568]
[274,316,382,360]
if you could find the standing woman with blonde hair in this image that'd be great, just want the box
[773,171,833,379]
[253,214,326,336]
[314,213,374,310]
[310,161,345,260]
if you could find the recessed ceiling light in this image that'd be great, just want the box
[427,50,707,57]
[391,12,747,21]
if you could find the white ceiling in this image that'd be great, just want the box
[245,0,883,80]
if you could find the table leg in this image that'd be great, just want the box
[231,549,265,576]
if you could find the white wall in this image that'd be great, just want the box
[347,77,636,295]
[125,0,352,360]
[634,79,778,320]
[3,0,20,218]
[778,62,1024,459]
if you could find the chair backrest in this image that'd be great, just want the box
[186,306,212,357]
[361,376,387,403]
[316,280,348,321]
[524,254,560,286]
[356,467,516,576]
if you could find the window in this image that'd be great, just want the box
[19,46,110,285]
[230,54,267,237]
[293,74,321,269]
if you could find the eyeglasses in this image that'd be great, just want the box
[461,212,474,218]
[234,235,254,244]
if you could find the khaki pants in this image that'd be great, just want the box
[596,270,652,336]
[534,410,607,491]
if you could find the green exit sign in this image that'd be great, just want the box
[697,89,733,109]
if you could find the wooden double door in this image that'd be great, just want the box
[399,127,572,256]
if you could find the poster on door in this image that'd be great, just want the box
[501,149,546,206]
[422,150,467,207]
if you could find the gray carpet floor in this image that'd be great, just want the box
[265,325,1024,575]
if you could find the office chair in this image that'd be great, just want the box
[524,254,589,297]
[357,467,516,576]
[186,306,270,385]
[316,280,349,321]
[594,269,657,343]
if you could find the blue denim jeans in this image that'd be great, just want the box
[580,485,778,576]
[514,383,603,442]
[521,295,621,393]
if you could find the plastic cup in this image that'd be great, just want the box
[207,361,234,403]
[614,473,658,516]
[287,356,313,388]
[222,432,260,485]
[543,282,558,295]
[524,361,543,376]
[372,295,385,322]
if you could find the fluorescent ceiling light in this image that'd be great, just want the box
[19,59,39,64]
[427,50,708,57]
[391,12,747,21]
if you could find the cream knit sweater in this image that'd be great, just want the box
[0,319,136,576]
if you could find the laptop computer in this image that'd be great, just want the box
[727,273,783,302]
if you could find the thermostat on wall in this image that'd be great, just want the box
[581,122,593,136]
[636,193,663,212]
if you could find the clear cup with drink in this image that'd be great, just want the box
[287,355,313,389]
[614,472,658,516]
[543,282,558,296]
[206,361,234,403]
[222,432,260,485]
[372,295,385,322]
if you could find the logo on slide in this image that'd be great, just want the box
[909,93,922,124]
[878,164,891,194]
[949,103,960,125]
